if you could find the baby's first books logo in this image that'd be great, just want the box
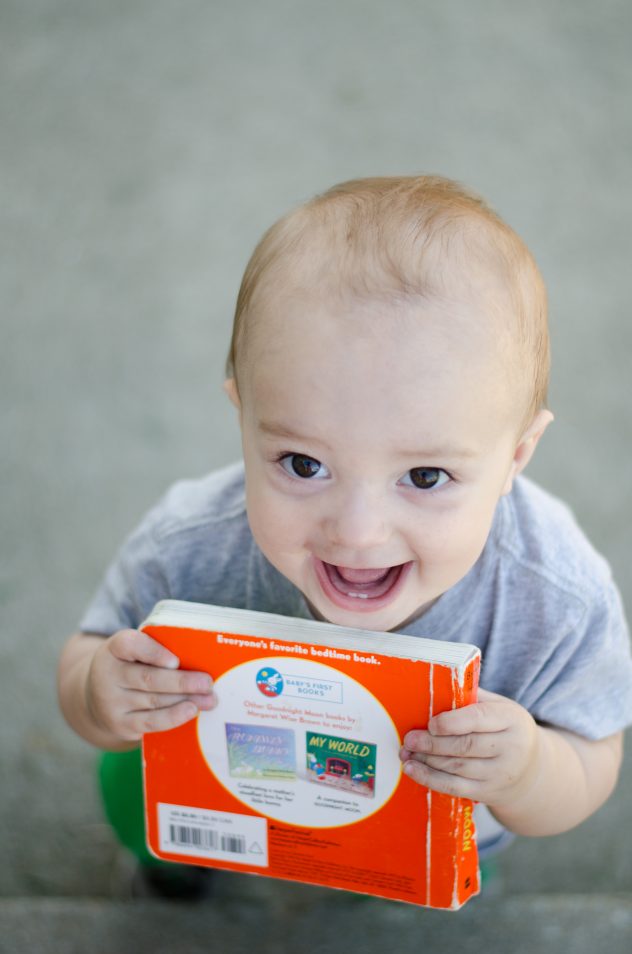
[256,666,284,697]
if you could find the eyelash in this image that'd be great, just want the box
[399,467,452,491]
[276,453,330,480]
[274,453,453,491]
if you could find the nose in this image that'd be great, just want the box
[322,484,391,552]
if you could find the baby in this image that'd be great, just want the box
[58,176,632,876]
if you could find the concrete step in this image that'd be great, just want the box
[1,895,631,954]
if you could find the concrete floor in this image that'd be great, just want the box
[1,0,631,946]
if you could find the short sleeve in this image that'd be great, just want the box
[78,512,170,636]
[517,580,632,739]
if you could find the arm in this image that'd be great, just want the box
[492,723,622,835]
[400,689,623,836]
[57,630,217,752]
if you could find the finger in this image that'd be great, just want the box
[405,751,493,781]
[121,663,214,697]
[129,700,201,736]
[477,688,509,704]
[428,699,513,736]
[402,758,484,799]
[185,692,218,711]
[124,689,218,713]
[110,630,180,670]
[402,730,502,759]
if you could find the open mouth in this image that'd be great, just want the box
[313,559,412,613]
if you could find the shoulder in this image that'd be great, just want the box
[487,478,632,738]
[78,462,255,633]
[133,461,254,605]
[147,461,248,541]
[138,460,251,577]
[493,475,613,605]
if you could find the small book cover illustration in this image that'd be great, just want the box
[305,731,376,797]
[225,723,296,780]
[141,600,481,910]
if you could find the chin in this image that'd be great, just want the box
[306,597,406,633]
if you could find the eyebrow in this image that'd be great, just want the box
[257,419,480,461]
[258,420,329,446]
[398,445,480,461]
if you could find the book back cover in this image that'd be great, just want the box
[142,616,480,909]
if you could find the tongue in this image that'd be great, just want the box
[336,566,391,585]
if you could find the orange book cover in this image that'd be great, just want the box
[141,600,481,910]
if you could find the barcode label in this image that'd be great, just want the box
[168,824,246,854]
[158,803,268,866]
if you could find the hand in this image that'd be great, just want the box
[86,629,217,743]
[400,689,539,809]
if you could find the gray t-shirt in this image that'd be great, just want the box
[80,461,632,741]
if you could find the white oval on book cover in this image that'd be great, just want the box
[197,657,402,827]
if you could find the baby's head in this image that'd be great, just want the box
[225,176,553,631]
[227,175,549,430]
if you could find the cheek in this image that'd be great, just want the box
[412,503,494,566]
[245,482,308,553]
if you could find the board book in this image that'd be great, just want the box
[141,600,481,909]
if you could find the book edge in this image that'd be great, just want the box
[141,599,480,675]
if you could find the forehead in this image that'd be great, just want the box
[245,287,507,371]
[241,294,524,441]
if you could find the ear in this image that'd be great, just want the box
[223,378,241,411]
[501,409,554,495]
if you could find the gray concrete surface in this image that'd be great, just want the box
[2,0,632,949]
[2,895,632,954]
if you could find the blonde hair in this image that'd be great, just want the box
[227,175,549,424]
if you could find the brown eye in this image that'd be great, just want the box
[406,467,449,490]
[281,454,325,479]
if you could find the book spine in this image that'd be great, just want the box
[450,798,479,907]
[451,654,481,907]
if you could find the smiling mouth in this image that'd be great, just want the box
[313,560,412,612]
